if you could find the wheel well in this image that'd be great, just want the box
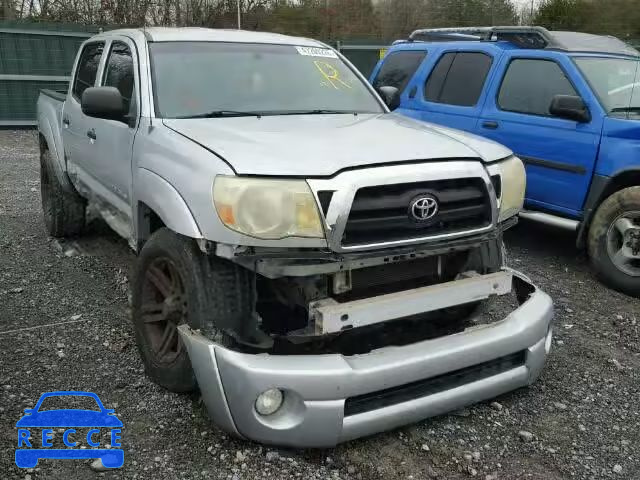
[601,170,640,200]
[137,202,166,250]
[577,169,640,249]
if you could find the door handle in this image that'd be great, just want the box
[481,121,499,130]
[63,117,70,127]
[87,129,96,140]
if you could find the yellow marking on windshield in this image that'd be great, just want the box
[313,61,352,90]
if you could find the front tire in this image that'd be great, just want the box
[588,187,640,296]
[132,228,250,392]
[40,149,86,237]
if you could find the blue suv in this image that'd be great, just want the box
[371,26,640,295]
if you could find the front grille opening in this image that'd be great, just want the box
[490,174,502,199]
[317,190,335,216]
[342,178,491,246]
[344,350,526,416]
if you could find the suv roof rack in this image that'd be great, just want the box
[403,26,640,57]
[408,26,556,49]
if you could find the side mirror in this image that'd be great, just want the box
[549,95,591,123]
[81,86,125,121]
[23,408,34,414]
[377,85,401,111]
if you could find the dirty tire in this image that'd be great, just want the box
[588,186,640,296]
[132,228,249,393]
[40,149,86,237]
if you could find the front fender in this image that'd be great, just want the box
[135,168,202,240]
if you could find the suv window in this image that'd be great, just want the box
[102,41,136,117]
[424,52,492,106]
[373,51,427,94]
[72,42,104,100]
[498,59,578,116]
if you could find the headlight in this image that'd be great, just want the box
[213,176,324,239]
[495,156,526,222]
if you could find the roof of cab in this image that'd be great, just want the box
[100,27,324,47]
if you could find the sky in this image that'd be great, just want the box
[512,0,539,12]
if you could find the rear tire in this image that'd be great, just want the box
[40,149,86,237]
[588,187,640,296]
[132,228,251,393]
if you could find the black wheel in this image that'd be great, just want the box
[40,149,86,237]
[132,228,251,392]
[588,186,640,296]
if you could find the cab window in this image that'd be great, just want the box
[102,41,137,119]
[72,42,105,100]
[498,58,578,116]
[373,51,427,94]
[424,52,493,106]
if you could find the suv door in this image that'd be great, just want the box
[403,49,496,132]
[91,37,139,233]
[62,41,105,186]
[478,52,603,216]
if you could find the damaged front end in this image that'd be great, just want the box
[206,230,507,352]
[179,230,553,447]
[179,265,552,447]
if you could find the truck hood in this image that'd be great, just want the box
[163,113,511,176]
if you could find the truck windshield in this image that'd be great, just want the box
[575,57,640,116]
[149,42,384,118]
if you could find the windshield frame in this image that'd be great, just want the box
[572,54,640,117]
[147,40,387,119]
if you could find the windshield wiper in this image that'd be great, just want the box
[176,110,263,119]
[610,106,640,113]
[276,109,362,115]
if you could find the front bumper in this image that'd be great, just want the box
[178,269,553,448]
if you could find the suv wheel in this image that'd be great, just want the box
[132,228,245,392]
[40,149,86,237]
[588,186,640,296]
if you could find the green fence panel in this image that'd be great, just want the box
[0,22,93,125]
[338,42,388,79]
[0,79,68,123]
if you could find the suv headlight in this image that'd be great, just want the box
[495,156,526,222]
[213,176,324,239]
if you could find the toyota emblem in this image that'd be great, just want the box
[410,195,439,221]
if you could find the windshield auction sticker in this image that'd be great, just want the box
[295,46,338,58]
[15,391,124,469]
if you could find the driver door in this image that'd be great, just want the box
[477,52,602,216]
[90,37,140,236]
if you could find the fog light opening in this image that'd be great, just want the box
[545,327,553,354]
[255,388,284,416]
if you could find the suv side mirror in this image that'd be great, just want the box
[81,86,125,121]
[549,95,591,123]
[377,86,401,111]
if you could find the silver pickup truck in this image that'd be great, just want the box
[37,27,553,447]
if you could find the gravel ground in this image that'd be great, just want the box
[1,129,639,480]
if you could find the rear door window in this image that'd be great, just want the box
[424,52,493,106]
[498,58,578,116]
[372,51,427,94]
[72,42,105,100]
